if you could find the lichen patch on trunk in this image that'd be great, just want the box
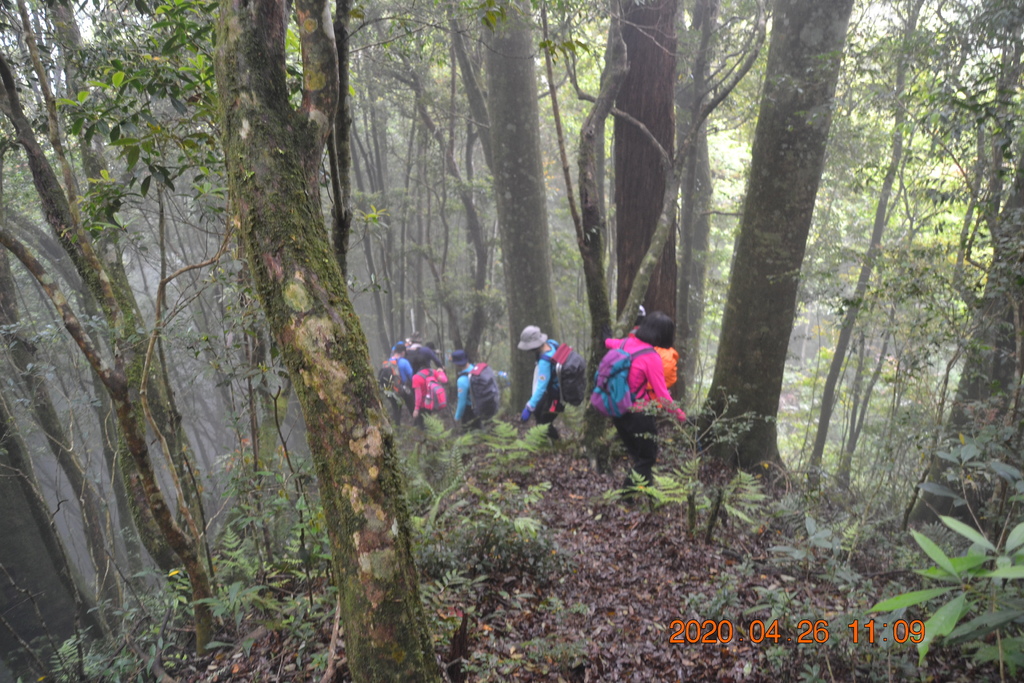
[283,280,312,312]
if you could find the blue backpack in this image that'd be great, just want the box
[590,341,655,417]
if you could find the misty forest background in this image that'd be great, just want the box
[2,0,1024,681]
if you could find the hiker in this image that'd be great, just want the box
[451,349,500,431]
[604,311,686,488]
[630,305,679,391]
[405,332,444,372]
[411,362,449,428]
[517,325,565,440]
[380,342,414,425]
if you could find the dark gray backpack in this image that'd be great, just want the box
[550,343,587,406]
[468,363,500,420]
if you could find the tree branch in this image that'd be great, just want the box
[0,227,121,393]
[296,0,339,144]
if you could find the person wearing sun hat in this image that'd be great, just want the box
[517,325,565,440]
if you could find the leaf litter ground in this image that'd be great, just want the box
[180,446,997,682]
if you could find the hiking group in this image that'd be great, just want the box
[378,334,503,431]
[379,310,687,488]
[517,308,686,488]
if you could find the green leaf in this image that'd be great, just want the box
[912,529,959,577]
[918,482,960,499]
[1005,522,1024,554]
[978,566,1024,580]
[949,554,990,574]
[76,90,89,103]
[112,71,126,88]
[871,586,955,612]
[946,609,1024,645]
[918,592,967,666]
[940,516,995,552]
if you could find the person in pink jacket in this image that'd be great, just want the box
[605,310,686,487]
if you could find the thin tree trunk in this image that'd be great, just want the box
[0,253,118,608]
[807,0,919,487]
[677,0,718,405]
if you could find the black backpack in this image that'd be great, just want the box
[548,343,587,406]
[378,358,410,397]
[467,363,500,420]
[379,358,400,391]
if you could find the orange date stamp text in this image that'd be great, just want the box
[668,619,925,645]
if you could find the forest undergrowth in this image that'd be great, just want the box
[65,417,1005,683]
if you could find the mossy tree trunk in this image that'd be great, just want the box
[704,0,854,470]
[215,0,439,679]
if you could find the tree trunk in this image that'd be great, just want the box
[572,7,630,470]
[911,152,1024,524]
[614,0,677,318]
[486,4,558,410]
[331,0,354,274]
[705,0,854,470]
[0,391,101,680]
[0,251,119,608]
[676,0,718,405]
[0,48,206,568]
[214,0,439,678]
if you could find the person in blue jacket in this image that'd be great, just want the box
[451,349,481,431]
[517,325,564,440]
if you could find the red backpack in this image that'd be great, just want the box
[418,369,448,411]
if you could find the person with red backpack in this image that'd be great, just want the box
[411,363,448,427]
[603,311,686,488]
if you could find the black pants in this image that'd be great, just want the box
[460,406,483,431]
[613,411,658,486]
[535,391,564,440]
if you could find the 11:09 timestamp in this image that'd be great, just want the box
[848,619,926,644]
[668,618,926,645]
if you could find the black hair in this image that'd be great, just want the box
[393,342,406,354]
[635,310,674,349]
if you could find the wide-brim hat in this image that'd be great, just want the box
[451,349,468,365]
[517,325,548,351]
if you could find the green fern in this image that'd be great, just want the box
[721,470,766,526]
